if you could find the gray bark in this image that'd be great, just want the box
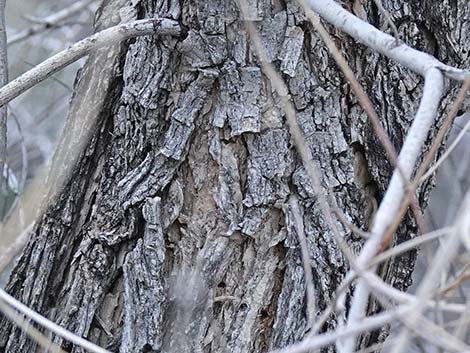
[1,0,468,352]
[0,0,8,221]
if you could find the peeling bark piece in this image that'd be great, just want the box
[160,121,194,160]
[196,0,225,34]
[239,206,269,237]
[288,58,316,110]
[229,67,262,136]
[226,22,248,66]
[295,106,349,189]
[180,31,213,68]
[279,26,304,77]
[259,11,287,62]
[233,29,247,65]
[121,197,167,353]
[122,35,175,109]
[286,0,306,26]
[161,70,217,160]
[228,67,261,136]
[214,63,262,135]
[243,129,291,207]
[214,143,243,235]
[180,31,227,68]
[270,251,306,350]
[162,178,184,228]
[202,34,228,65]
[118,153,181,207]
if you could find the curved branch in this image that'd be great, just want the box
[0,288,110,353]
[306,0,470,80]
[341,67,444,353]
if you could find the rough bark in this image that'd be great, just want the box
[1,0,468,352]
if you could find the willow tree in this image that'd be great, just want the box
[0,0,466,352]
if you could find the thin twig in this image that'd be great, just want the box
[270,307,402,353]
[375,80,470,253]
[415,79,470,185]
[343,68,444,353]
[389,188,470,353]
[8,0,96,45]
[289,195,317,328]
[370,226,452,267]
[332,206,371,239]
[0,288,111,353]
[420,117,470,183]
[305,0,470,81]
[304,225,458,351]
[297,0,426,234]
[0,18,183,107]
[270,283,467,353]
[0,299,67,353]
[441,263,470,295]
[370,0,400,43]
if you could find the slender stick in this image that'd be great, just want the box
[8,0,95,45]
[297,0,426,234]
[0,288,111,353]
[306,0,470,80]
[420,117,470,183]
[0,18,183,107]
[289,195,317,328]
[342,68,444,353]
[0,299,67,353]
[389,188,470,353]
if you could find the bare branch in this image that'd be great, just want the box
[0,18,183,107]
[306,0,470,80]
[332,205,371,239]
[343,68,444,353]
[389,188,470,353]
[8,0,96,45]
[0,299,67,353]
[270,277,467,353]
[270,308,402,353]
[420,117,470,183]
[0,288,111,353]
[297,0,426,233]
[370,226,452,266]
[289,195,317,328]
[441,263,470,295]
[416,79,470,184]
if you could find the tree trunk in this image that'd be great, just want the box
[1,0,466,352]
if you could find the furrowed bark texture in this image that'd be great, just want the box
[1,0,468,352]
